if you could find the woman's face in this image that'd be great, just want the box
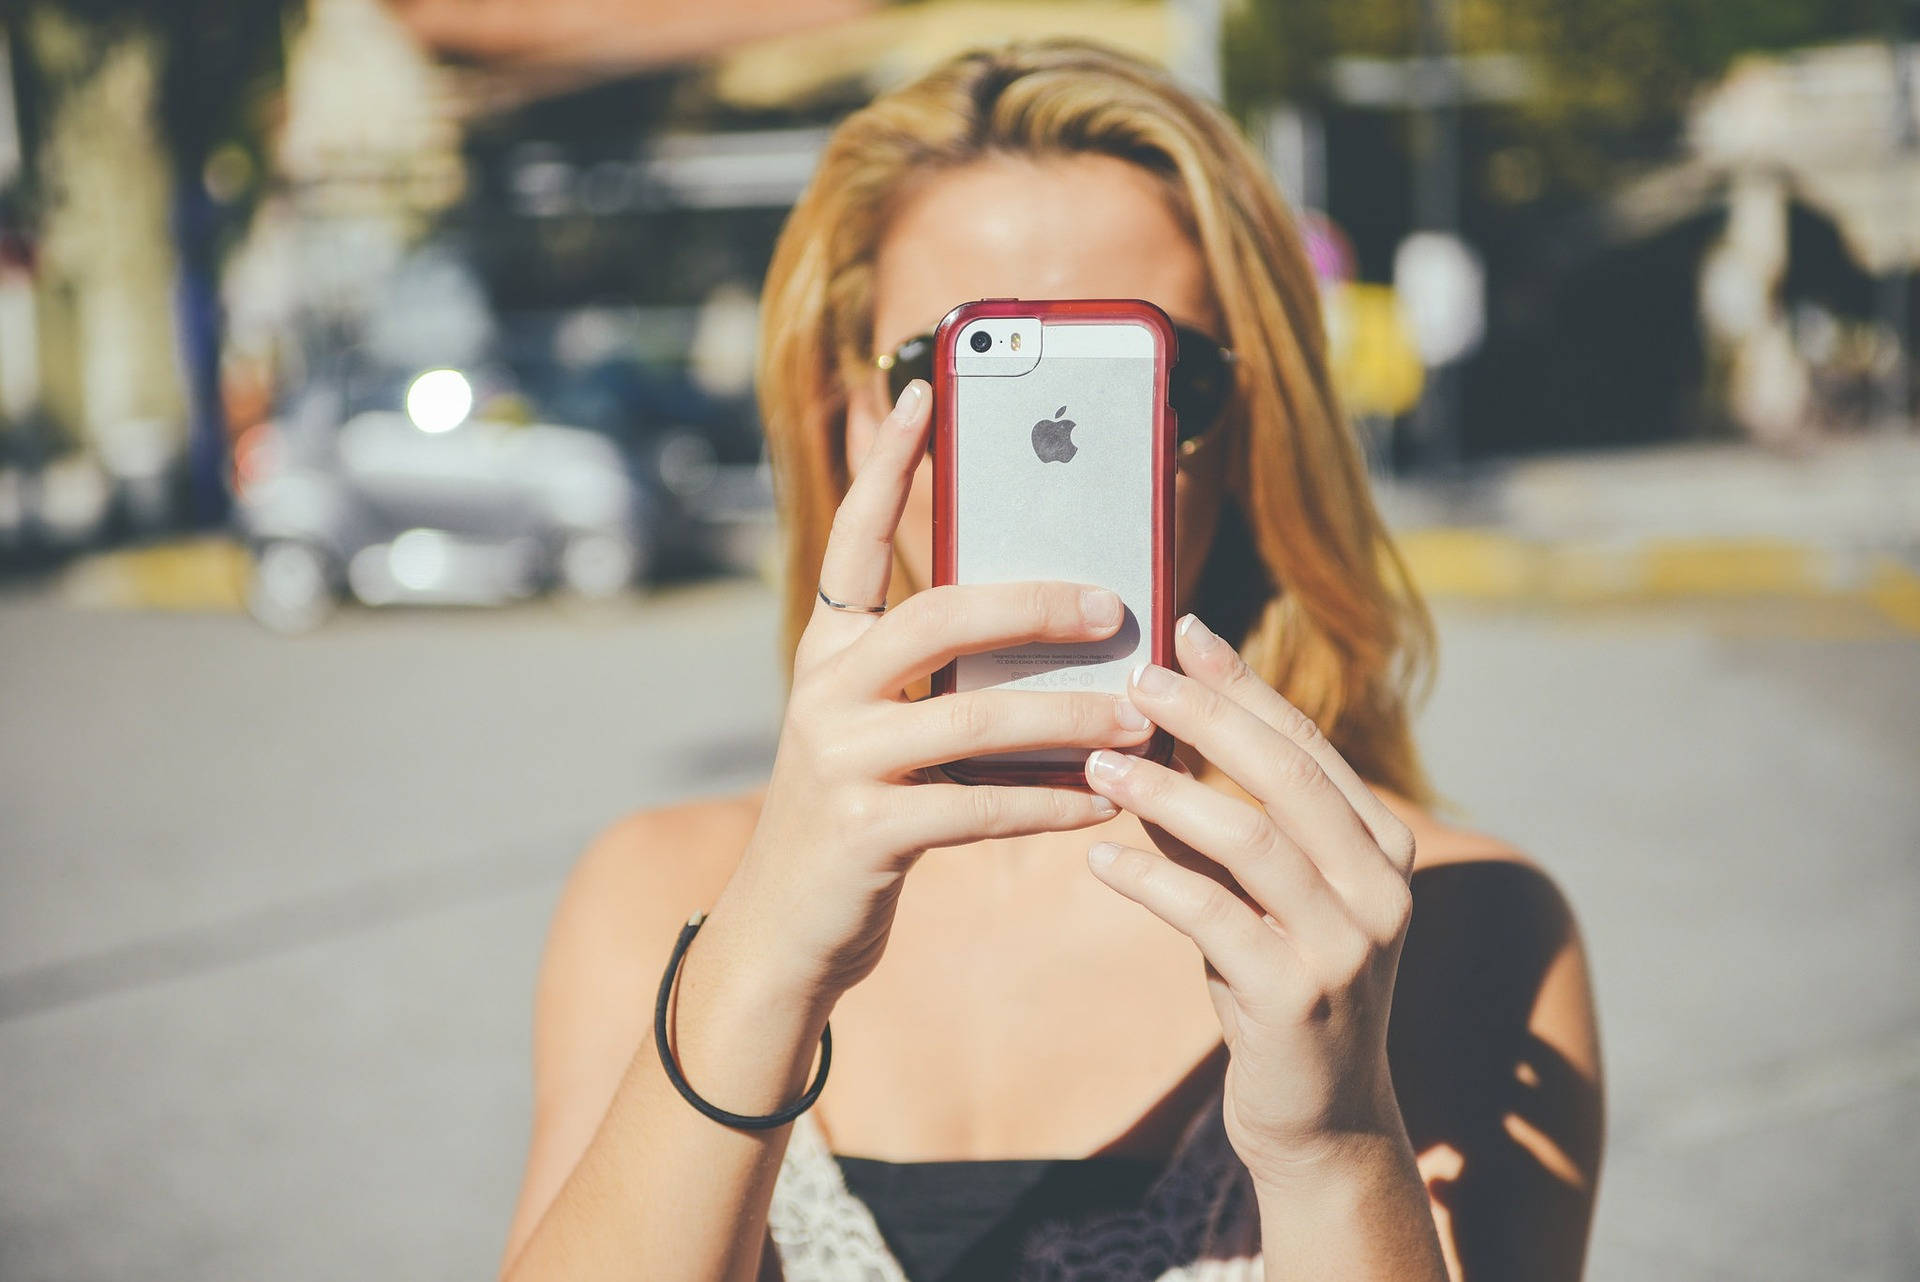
[845,151,1231,610]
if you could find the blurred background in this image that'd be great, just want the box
[0,1,1915,1279]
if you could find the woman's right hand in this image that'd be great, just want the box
[712,379,1151,1004]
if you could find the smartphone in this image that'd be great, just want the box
[928,298,1178,788]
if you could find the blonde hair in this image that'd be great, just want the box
[756,39,1438,806]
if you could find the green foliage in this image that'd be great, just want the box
[1225,0,1893,186]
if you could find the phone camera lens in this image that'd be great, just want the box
[969,331,993,353]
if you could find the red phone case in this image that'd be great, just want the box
[929,297,1178,788]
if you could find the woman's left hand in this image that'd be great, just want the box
[1083,612,1421,1190]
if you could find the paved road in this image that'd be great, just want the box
[1,579,1915,1281]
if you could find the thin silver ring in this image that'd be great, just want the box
[818,584,887,614]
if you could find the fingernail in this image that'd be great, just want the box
[1177,612,1222,652]
[1114,699,1150,731]
[1080,588,1122,628]
[1090,795,1118,818]
[895,380,927,420]
[1087,748,1133,784]
[1088,841,1120,868]
[1130,662,1175,696]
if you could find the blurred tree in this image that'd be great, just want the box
[1225,0,1891,192]
[10,0,295,523]
[155,0,297,523]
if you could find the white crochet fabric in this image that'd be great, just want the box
[766,1077,1265,1281]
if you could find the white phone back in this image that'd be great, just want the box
[951,320,1161,764]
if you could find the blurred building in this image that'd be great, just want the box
[227,0,1222,595]
[1617,41,1920,446]
[219,0,1214,620]
[1,12,188,550]
[0,0,1217,572]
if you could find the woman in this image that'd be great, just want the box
[498,39,1604,1282]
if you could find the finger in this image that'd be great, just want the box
[807,380,932,647]
[1174,613,1418,877]
[1085,839,1301,1003]
[881,690,1154,772]
[1083,748,1352,958]
[834,579,1125,699]
[887,782,1122,851]
[1124,656,1395,902]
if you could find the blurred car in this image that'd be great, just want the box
[0,407,192,564]
[516,343,773,571]
[232,365,649,631]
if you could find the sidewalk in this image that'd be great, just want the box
[35,435,1920,635]
[1376,434,1920,632]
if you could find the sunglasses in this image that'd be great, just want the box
[874,322,1237,454]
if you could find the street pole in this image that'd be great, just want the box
[1410,0,1464,475]
[1882,3,1918,432]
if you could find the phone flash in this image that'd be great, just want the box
[1010,332,1022,352]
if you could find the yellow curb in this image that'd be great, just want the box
[1391,528,1835,602]
[59,536,249,612]
[1867,557,1920,635]
[1392,529,1539,598]
[1392,529,1919,634]
[1541,539,1651,603]
[1638,537,1824,598]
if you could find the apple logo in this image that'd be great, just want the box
[1031,406,1078,463]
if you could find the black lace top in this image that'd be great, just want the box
[833,1153,1166,1282]
[766,1078,1267,1281]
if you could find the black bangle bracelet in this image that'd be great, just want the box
[654,910,832,1130]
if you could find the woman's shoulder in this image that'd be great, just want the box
[502,787,774,1271]
[1373,787,1535,873]
[1370,791,1605,1211]
[1372,787,1583,946]
[529,787,773,1107]
[1371,786,1592,1019]
[537,787,771,1016]
[560,786,770,927]
[1372,785,1599,1077]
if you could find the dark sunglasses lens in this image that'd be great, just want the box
[888,328,1229,447]
[887,335,933,406]
[1171,329,1231,442]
